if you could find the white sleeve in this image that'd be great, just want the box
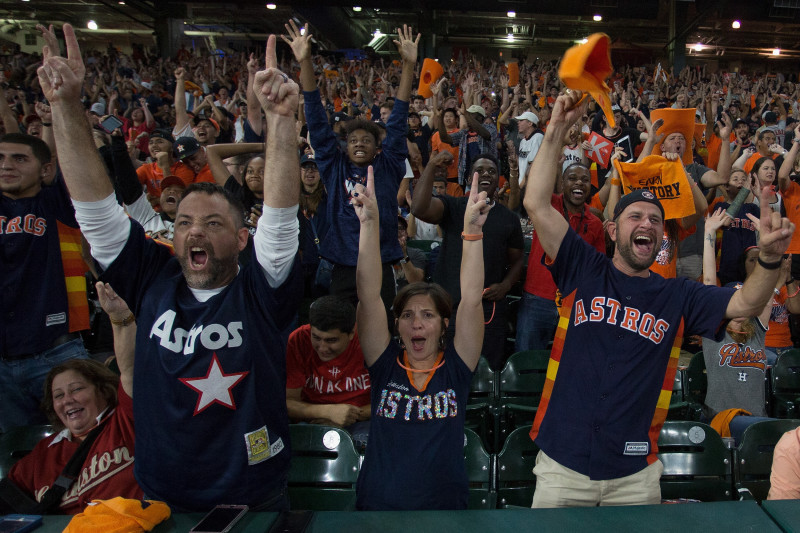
[72,193,131,269]
[254,204,300,288]
[125,194,160,230]
[404,159,414,179]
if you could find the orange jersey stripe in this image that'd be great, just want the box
[646,318,684,464]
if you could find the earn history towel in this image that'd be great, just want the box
[612,155,694,220]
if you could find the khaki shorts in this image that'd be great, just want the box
[531,450,663,508]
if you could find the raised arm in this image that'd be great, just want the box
[240,35,303,291]
[409,151,450,223]
[39,24,112,202]
[702,208,729,286]
[245,54,263,136]
[173,67,191,134]
[394,24,420,103]
[252,35,299,209]
[453,172,492,371]
[522,90,587,259]
[96,282,134,397]
[354,167,391,366]
[714,112,734,184]
[206,142,265,186]
[726,187,795,318]
[282,22,316,92]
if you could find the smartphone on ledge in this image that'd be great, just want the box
[189,504,248,533]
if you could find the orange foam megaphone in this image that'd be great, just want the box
[507,61,519,87]
[649,108,697,166]
[558,33,615,127]
[418,58,444,98]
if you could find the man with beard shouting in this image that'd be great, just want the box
[522,89,796,508]
[41,25,301,512]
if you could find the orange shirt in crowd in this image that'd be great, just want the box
[193,165,216,184]
[782,181,800,254]
[766,286,793,349]
[136,160,195,197]
[743,152,779,174]
[431,129,460,180]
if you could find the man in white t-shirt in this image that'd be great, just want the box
[515,111,543,187]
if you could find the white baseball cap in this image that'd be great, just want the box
[514,111,539,125]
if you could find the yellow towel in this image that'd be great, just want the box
[65,498,171,533]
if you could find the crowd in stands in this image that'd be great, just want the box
[3,18,800,515]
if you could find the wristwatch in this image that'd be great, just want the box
[399,256,410,264]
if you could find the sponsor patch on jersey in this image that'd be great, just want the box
[623,442,649,455]
[46,312,67,326]
[244,426,284,465]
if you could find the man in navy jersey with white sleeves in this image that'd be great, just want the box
[41,25,301,512]
[523,90,795,508]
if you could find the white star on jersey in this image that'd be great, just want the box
[180,353,249,415]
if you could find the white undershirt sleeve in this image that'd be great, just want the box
[72,193,131,270]
[254,204,300,288]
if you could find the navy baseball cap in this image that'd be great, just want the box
[330,112,351,126]
[613,189,665,221]
[174,136,201,160]
[300,153,317,166]
[150,129,174,143]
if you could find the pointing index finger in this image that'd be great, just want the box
[63,23,80,61]
[265,34,277,70]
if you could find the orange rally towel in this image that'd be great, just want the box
[558,33,615,128]
[612,155,695,220]
[710,408,751,438]
[64,498,171,533]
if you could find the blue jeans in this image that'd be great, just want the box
[765,345,793,367]
[515,293,559,352]
[0,337,89,432]
[729,415,774,446]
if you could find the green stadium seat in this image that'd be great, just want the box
[288,425,360,510]
[465,357,497,452]
[497,350,549,449]
[496,426,539,508]
[680,352,706,420]
[463,428,496,509]
[405,239,439,255]
[735,419,800,501]
[0,425,54,479]
[658,421,734,501]
[771,349,800,418]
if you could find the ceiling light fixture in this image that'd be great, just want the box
[506,33,515,42]
[693,42,704,51]
[87,20,98,30]
[732,20,740,29]
[579,38,588,44]
[353,6,362,12]
[507,11,516,18]
[266,3,277,9]
[593,14,602,22]
[773,48,781,55]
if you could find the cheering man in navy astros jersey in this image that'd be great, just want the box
[0,132,91,432]
[41,25,301,512]
[523,90,795,508]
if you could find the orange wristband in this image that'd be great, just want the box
[461,232,483,241]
